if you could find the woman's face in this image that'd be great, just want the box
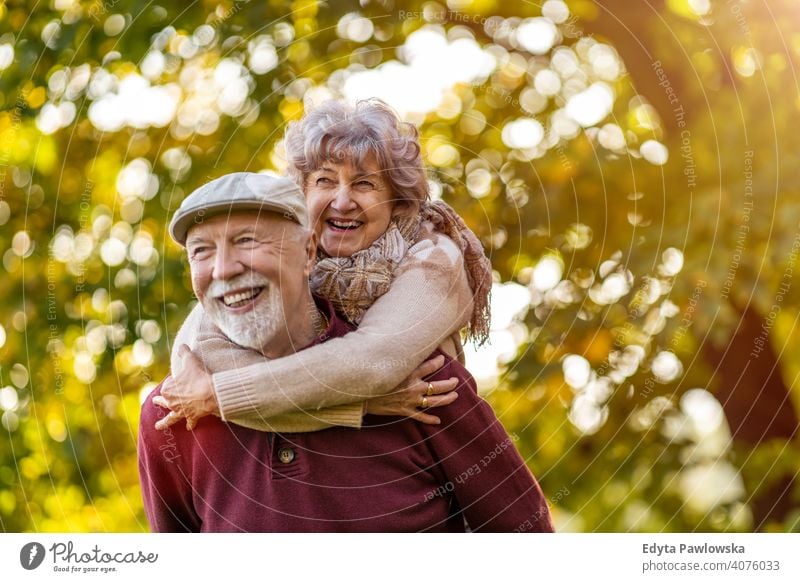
[305,153,395,257]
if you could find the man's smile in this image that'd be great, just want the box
[216,286,265,310]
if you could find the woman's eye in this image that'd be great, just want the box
[236,236,256,244]
[356,180,374,189]
[316,177,333,185]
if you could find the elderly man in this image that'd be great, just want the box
[138,173,554,532]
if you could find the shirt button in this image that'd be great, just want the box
[277,447,295,464]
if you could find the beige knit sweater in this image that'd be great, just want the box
[170,222,474,432]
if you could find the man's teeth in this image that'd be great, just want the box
[328,219,362,229]
[222,288,262,307]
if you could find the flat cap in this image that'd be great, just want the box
[169,172,308,246]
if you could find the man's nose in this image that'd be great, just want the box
[212,247,246,280]
[330,185,358,213]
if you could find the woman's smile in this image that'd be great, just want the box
[306,153,395,257]
[325,217,364,232]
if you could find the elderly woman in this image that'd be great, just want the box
[156,98,493,433]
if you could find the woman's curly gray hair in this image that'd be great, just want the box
[283,99,429,210]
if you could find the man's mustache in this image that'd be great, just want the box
[206,272,271,298]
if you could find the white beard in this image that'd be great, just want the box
[202,272,285,352]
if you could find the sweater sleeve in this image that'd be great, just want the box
[138,385,201,532]
[171,303,364,432]
[170,301,204,376]
[211,230,475,423]
[422,360,555,533]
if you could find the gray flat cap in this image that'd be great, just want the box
[169,172,308,246]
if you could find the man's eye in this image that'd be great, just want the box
[190,247,210,258]
[236,236,256,244]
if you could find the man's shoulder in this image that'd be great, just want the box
[138,381,166,437]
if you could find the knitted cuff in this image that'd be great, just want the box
[212,367,261,422]
[316,403,365,429]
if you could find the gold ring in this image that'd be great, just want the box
[426,382,434,397]
[420,396,428,408]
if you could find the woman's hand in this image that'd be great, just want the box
[153,345,219,431]
[364,354,459,425]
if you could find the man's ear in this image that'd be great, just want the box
[303,229,318,278]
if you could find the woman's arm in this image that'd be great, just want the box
[170,303,364,431]
[212,230,474,424]
[170,301,204,375]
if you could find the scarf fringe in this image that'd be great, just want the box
[420,201,492,346]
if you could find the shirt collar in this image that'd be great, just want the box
[308,295,354,347]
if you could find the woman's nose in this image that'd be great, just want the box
[330,185,358,213]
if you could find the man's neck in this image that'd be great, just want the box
[259,294,322,359]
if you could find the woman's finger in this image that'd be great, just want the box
[413,354,446,379]
[422,392,459,409]
[152,395,171,410]
[408,385,459,409]
[155,410,183,431]
[420,377,459,396]
[408,410,442,425]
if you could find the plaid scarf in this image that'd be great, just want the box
[310,200,492,346]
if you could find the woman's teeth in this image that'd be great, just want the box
[327,219,363,231]
[222,287,263,307]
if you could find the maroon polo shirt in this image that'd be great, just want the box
[138,298,554,532]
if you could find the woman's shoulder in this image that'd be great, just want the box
[404,219,464,270]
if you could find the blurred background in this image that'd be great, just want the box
[0,0,799,532]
